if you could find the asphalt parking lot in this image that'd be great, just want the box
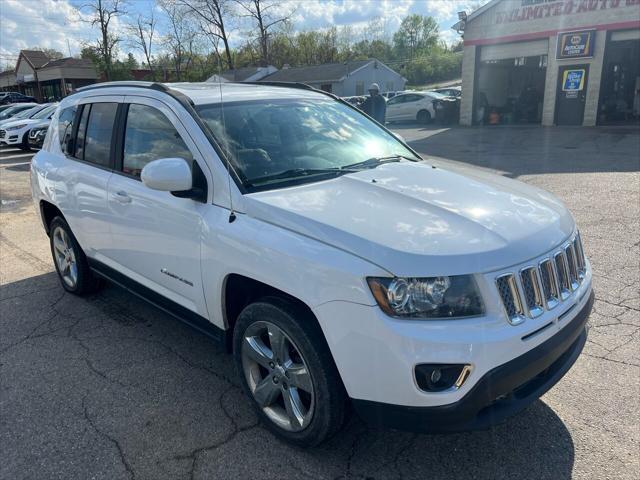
[1,125,639,480]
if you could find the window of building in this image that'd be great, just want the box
[58,106,77,155]
[82,103,118,167]
[320,84,332,93]
[122,104,193,178]
[355,81,365,96]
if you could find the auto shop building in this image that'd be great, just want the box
[455,0,640,126]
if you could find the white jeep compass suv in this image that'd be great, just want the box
[31,82,593,446]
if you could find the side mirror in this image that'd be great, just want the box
[141,158,192,192]
[393,132,406,143]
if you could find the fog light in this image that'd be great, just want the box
[415,364,471,392]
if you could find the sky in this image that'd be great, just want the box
[0,0,486,69]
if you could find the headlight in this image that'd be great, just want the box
[367,275,484,319]
[7,124,27,131]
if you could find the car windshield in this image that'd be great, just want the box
[196,97,419,192]
[10,106,40,120]
[0,105,30,120]
[32,105,56,119]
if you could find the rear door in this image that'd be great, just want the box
[386,95,406,120]
[54,97,121,257]
[105,96,210,317]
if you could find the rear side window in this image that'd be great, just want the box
[81,103,118,167]
[58,106,77,155]
[74,105,90,160]
[122,104,193,177]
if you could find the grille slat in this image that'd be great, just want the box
[496,232,587,322]
[520,267,544,317]
[539,259,559,309]
[564,244,580,290]
[496,274,525,324]
[573,233,586,276]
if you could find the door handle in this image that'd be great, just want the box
[113,191,132,204]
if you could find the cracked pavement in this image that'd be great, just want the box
[1,125,639,480]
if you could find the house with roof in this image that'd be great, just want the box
[207,65,278,83]
[259,59,406,97]
[2,50,98,101]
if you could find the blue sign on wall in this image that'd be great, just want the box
[557,30,596,59]
[562,69,586,92]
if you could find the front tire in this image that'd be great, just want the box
[233,297,348,447]
[49,216,102,295]
[19,132,31,151]
[417,109,431,124]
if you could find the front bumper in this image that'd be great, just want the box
[352,290,593,432]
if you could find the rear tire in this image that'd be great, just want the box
[417,110,431,124]
[49,216,103,295]
[233,297,348,447]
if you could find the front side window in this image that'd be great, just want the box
[82,103,118,167]
[122,104,193,178]
[58,106,77,155]
[196,97,418,192]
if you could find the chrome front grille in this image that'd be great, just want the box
[496,232,587,322]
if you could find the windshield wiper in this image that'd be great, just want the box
[245,167,357,186]
[341,154,415,170]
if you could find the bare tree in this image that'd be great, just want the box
[234,0,293,66]
[175,0,234,70]
[128,10,156,78]
[159,0,196,81]
[80,0,126,80]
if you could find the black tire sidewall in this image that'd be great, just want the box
[417,110,431,124]
[233,298,347,447]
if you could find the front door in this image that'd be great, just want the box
[555,65,589,125]
[105,96,209,317]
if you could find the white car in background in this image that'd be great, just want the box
[0,103,40,123]
[0,103,57,150]
[385,91,448,124]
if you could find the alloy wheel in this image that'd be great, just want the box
[241,321,315,432]
[52,226,78,289]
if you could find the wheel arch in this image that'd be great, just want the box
[39,200,64,236]
[222,273,323,353]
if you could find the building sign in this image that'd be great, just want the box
[562,69,586,91]
[557,30,596,58]
[496,0,640,24]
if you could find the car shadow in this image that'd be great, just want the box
[1,272,576,479]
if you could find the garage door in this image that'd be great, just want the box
[480,39,549,61]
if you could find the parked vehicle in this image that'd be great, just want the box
[385,91,446,124]
[0,103,39,123]
[433,86,462,98]
[343,95,366,108]
[0,91,37,105]
[382,91,398,99]
[432,96,461,125]
[27,122,50,150]
[0,103,56,150]
[31,81,593,447]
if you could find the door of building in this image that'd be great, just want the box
[556,64,589,125]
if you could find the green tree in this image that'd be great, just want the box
[393,14,439,59]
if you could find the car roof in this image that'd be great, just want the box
[74,81,332,106]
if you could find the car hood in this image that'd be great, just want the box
[244,161,575,276]
[27,119,51,129]
[0,117,39,128]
